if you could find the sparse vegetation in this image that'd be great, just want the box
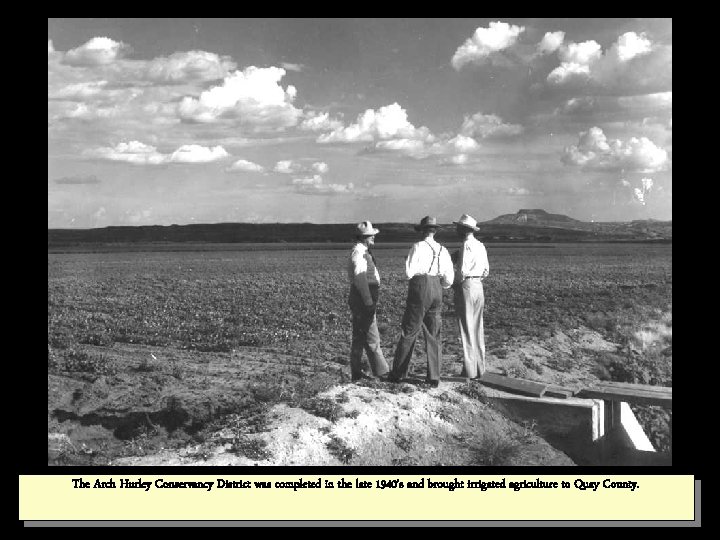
[470,433,521,466]
[227,436,271,461]
[300,397,344,422]
[48,242,671,464]
[326,435,354,464]
[50,348,117,376]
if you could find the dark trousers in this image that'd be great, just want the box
[349,284,389,377]
[391,275,443,381]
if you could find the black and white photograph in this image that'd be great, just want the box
[48,18,672,467]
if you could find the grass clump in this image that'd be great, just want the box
[228,436,271,461]
[301,397,345,422]
[470,433,521,466]
[456,382,490,404]
[326,435,354,464]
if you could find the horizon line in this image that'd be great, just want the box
[48,217,672,231]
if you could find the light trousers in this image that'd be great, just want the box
[454,278,486,378]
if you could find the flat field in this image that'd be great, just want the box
[48,242,672,465]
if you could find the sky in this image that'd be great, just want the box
[48,18,672,228]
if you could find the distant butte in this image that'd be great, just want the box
[484,209,580,225]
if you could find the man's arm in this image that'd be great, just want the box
[405,243,419,280]
[439,247,455,289]
[478,243,490,278]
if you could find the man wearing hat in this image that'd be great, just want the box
[347,221,390,381]
[452,214,490,379]
[388,216,454,388]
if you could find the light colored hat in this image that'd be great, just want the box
[414,216,441,231]
[356,221,380,236]
[453,213,479,231]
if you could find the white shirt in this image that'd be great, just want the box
[456,235,490,280]
[405,238,454,289]
[348,242,380,305]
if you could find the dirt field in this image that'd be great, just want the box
[48,243,672,465]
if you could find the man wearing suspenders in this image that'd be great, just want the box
[388,216,454,387]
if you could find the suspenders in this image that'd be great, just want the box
[424,240,443,275]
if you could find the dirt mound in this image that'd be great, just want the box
[48,343,573,466]
[112,381,574,466]
[48,344,344,465]
[48,317,669,465]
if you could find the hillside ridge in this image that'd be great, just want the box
[48,210,672,247]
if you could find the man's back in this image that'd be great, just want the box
[405,238,454,287]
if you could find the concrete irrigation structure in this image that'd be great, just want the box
[462,371,671,465]
[238,346,672,466]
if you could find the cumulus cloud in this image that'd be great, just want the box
[83,140,167,165]
[366,131,484,160]
[364,111,521,160]
[547,32,671,94]
[460,112,524,139]
[226,159,266,173]
[633,187,646,204]
[274,160,296,174]
[451,21,525,70]
[144,51,236,84]
[547,40,602,84]
[537,31,565,55]
[49,101,121,122]
[53,174,102,185]
[292,175,323,186]
[62,37,128,66]
[280,62,304,72]
[177,66,302,129]
[442,134,480,153]
[83,141,229,165]
[614,31,653,61]
[168,144,229,163]
[317,103,433,143]
[312,162,329,174]
[562,40,604,65]
[562,127,669,172]
[48,80,110,101]
[274,160,329,175]
[53,38,237,86]
[507,187,531,195]
[374,138,427,154]
[299,111,344,132]
[618,177,655,206]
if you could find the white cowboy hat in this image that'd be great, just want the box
[453,213,479,231]
[356,221,380,236]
